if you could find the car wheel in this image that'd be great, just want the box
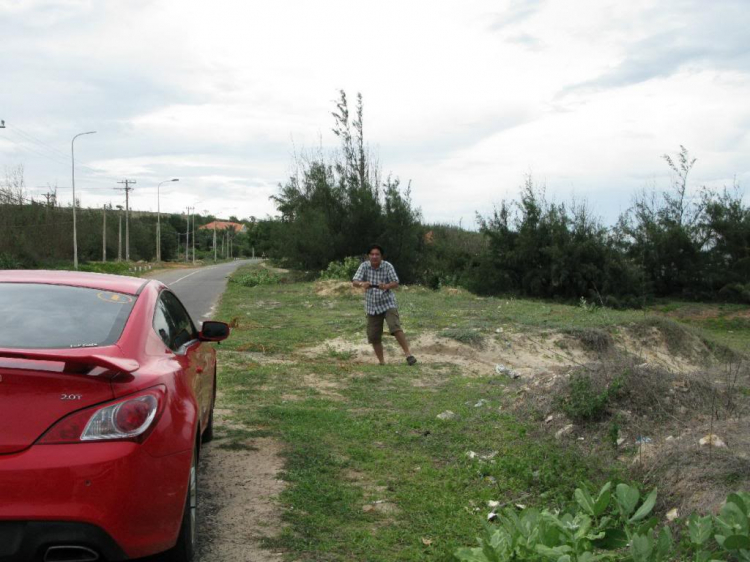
[167,445,198,562]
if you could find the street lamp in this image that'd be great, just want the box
[156,178,179,262]
[71,130,96,269]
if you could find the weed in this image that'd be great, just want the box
[564,327,614,353]
[230,269,281,287]
[558,372,623,422]
[320,256,362,281]
[440,327,486,348]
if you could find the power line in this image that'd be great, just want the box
[2,124,121,183]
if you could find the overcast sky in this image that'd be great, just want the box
[1,0,748,226]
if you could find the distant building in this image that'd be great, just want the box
[199,220,247,233]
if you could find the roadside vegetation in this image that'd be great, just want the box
[211,263,749,561]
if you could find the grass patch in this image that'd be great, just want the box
[211,264,744,561]
[438,327,486,348]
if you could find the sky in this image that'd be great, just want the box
[1,0,749,226]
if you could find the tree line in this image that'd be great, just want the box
[254,93,749,306]
[0,168,257,267]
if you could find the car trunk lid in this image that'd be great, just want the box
[0,351,139,454]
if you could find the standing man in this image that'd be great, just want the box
[352,244,417,366]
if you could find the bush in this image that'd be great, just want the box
[230,269,280,287]
[718,283,750,304]
[78,261,135,276]
[0,253,21,269]
[319,256,362,281]
[558,372,623,421]
[456,484,750,562]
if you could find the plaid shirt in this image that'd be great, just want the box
[352,260,399,315]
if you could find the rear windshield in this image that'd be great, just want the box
[0,283,137,349]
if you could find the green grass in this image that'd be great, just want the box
[212,264,744,561]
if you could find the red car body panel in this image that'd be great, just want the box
[0,270,224,560]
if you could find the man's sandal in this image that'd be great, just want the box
[406,355,417,366]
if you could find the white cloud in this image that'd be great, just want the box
[1,0,748,225]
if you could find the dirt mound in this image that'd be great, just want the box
[315,280,361,297]
[520,354,749,516]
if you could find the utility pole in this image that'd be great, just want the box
[116,180,135,261]
[185,207,191,263]
[213,221,217,262]
[116,205,123,261]
[192,211,196,265]
[102,205,107,262]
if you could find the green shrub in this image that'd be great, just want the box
[558,372,623,421]
[0,253,21,269]
[230,269,281,287]
[78,261,135,276]
[319,256,362,281]
[456,484,750,562]
[439,327,485,348]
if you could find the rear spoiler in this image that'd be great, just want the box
[0,349,139,374]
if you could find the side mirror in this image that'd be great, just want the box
[199,321,230,342]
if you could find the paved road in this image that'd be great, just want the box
[146,259,257,325]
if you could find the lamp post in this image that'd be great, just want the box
[71,130,96,269]
[156,178,179,262]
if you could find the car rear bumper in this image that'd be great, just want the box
[0,521,126,562]
[0,442,192,559]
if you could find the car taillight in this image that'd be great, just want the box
[38,387,165,445]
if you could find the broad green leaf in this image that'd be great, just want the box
[688,514,714,546]
[454,547,492,562]
[630,488,657,523]
[630,533,654,562]
[535,544,573,559]
[556,556,572,562]
[727,493,748,517]
[719,501,749,534]
[722,534,750,550]
[593,528,628,550]
[576,488,596,516]
[635,517,659,537]
[616,484,640,517]
[594,484,612,518]
[656,526,674,560]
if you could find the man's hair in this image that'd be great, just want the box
[367,243,384,255]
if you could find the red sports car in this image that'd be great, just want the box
[0,270,229,562]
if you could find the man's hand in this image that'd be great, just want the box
[378,283,390,291]
[357,281,371,289]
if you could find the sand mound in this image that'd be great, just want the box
[315,280,361,297]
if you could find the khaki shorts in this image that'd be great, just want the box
[367,308,402,344]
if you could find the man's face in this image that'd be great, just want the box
[368,248,382,267]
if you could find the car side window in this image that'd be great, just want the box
[153,298,174,350]
[161,291,198,351]
[152,291,197,352]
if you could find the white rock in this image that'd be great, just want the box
[466,451,478,459]
[556,424,574,439]
[437,410,457,420]
[488,500,500,508]
[616,437,626,447]
[545,415,554,424]
[666,508,679,521]
[699,434,726,448]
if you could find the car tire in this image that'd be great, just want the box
[166,445,198,562]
